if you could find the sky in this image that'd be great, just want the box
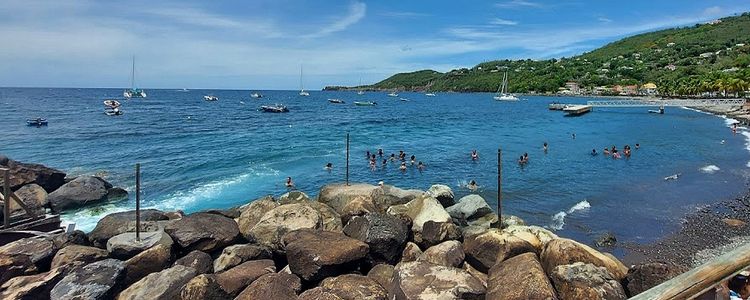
[1,0,749,90]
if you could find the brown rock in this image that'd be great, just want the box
[235,272,301,300]
[723,218,747,228]
[464,229,536,273]
[2,158,66,192]
[420,220,463,249]
[0,254,34,285]
[214,259,276,297]
[0,236,57,272]
[248,203,323,251]
[164,212,240,253]
[106,230,173,260]
[386,194,451,244]
[213,244,272,273]
[320,274,388,300]
[341,195,379,223]
[116,265,197,300]
[463,263,488,288]
[308,201,344,232]
[390,260,486,300]
[174,250,213,274]
[180,274,231,300]
[486,252,557,300]
[550,262,626,300]
[10,183,47,215]
[318,183,383,215]
[418,240,464,268]
[237,195,278,239]
[0,265,69,300]
[400,242,422,263]
[123,244,173,286]
[625,262,687,296]
[299,287,344,300]
[278,190,311,204]
[541,238,628,281]
[283,229,369,282]
[50,245,108,269]
[367,264,395,290]
[50,259,126,300]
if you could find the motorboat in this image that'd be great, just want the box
[204,95,219,101]
[123,56,146,98]
[354,101,377,106]
[425,93,436,97]
[328,99,345,104]
[105,108,123,116]
[260,104,289,113]
[103,99,121,108]
[387,92,398,97]
[251,92,263,99]
[493,71,519,101]
[26,118,48,126]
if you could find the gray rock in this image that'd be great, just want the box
[50,259,126,300]
[213,244,272,273]
[379,185,423,208]
[307,201,344,233]
[390,261,485,300]
[174,250,213,275]
[237,195,278,240]
[0,264,75,300]
[367,264,395,290]
[549,262,627,300]
[88,209,170,248]
[164,212,240,253]
[116,265,197,300]
[386,194,451,244]
[420,220,463,249]
[343,213,409,265]
[10,183,47,215]
[48,176,113,212]
[426,184,455,207]
[446,194,493,225]
[107,230,173,259]
[106,187,129,201]
[0,236,57,272]
[248,203,323,251]
[51,245,108,269]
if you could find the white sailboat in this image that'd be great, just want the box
[299,65,310,96]
[493,71,518,101]
[357,77,365,95]
[123,56,146,98]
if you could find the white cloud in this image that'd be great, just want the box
[489,18,519,26]
[598,17,613,23]
[305,2,367,38]
[381,11,430,18]
[495,0,544,9]
[703,6,722,16]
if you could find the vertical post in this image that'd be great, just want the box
[497,148,502,228]
[135,163,141,241]
[346,133,350,186]
[3,168,10,228]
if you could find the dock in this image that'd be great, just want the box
[563,105,593,116]
[548,103,567,110]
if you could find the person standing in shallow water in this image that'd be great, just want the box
[378,148,384,157]
[471,150,479,161]
[286,177,294,189]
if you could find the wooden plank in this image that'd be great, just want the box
[0,193,39,219]
[631,242,750,300]
[3,169,9,228]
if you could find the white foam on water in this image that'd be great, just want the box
[699,165,720,174]
[550,200,591,230]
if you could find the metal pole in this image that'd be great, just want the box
[346,133,350,186]
[497,148,502,228]
[135,163,141,241]
[3,169,9,228]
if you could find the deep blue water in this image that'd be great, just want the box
[2,87,749,245]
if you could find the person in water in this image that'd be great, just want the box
[572,133,576,139]
[417,161,425,170]
[467,180,479,191]
[410,155,416,165]
[603,147,610,156]
[390,153,396,161]
[523,152,529,163]
[612,149,621,159]
[623,145,631,157]
[635,143,640,150]
[471,150,479,161]
[543,142,548,153]
[518,155,526,164]
[399,150,405,161]
[378,148,384,157]
[591,149,597,156]
[325,162,333,170]
[382,159,387,167]
[285,177,294,188]
[366,151,371,159]
[399,162,407,171]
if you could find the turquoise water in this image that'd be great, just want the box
[2,88,748,244]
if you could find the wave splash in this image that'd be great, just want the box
[550,200,591,231]
[699,165,720,174]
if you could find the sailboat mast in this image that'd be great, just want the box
[131,56,136,90]
[300,65,304,91]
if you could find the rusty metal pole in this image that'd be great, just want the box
[497,148,503,228]
[3,168,10,228]
[346,133,350,186]
[135,163,141,241]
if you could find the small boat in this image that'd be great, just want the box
[103,99,121,108]
[328,99,345,104]
[260,104,289,113]
[204,95,219,101]
[251,92,263,99]
[387,92,398,97]
[493,71,519,101]
[425,93,436,97]
[354,101,377,106]
[400,98,409,102]
[177,88,189,92]
[104,108,123,116]
[548,103,567,110]
[357,90,365,95]
[26,118,48,126]
[648,106,665,114]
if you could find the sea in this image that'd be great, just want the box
[2,87,749,247]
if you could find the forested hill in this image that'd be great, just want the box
[333,13,750,95]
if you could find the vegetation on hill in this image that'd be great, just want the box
[337,13,750,96]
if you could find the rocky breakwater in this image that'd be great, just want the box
[0,156,129,223]
[0,182,685,299]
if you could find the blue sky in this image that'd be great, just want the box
[1,0,748,90]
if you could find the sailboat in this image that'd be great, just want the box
[299,65,310,96]
[357,77,365,95]
[123,56,147,98]
[493,71,518,101]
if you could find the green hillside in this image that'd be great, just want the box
[349,13,750,96]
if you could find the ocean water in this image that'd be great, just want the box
[2,87,749,245]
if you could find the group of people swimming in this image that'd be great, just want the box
[366,149,425,172]
[593,143,639,159]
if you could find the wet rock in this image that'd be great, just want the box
[213,243,272,273]
[248,203,323,251]
[420,220,463,249]
[550,262,626,300]
[201,207,241,219]
[283,229,369,282]
[174,250,213,275]
[235,272,301,300]
[0,264,71,300]
[594,232,617,248]
[386,194,451,244]
[123,244,173,286]
[426,184,455,207]
[318,183,383,215]
[464,229,536,273]
[501,215,526,227]
[107,187,129,201]
[88,209,170,248]
[390,260,486,300]
[541,238,628,281]
[0,236,57,272]
[215,259,276,297]
[52,229,91,248]
[164,212,240,253]
[486,252,557,300]
[400,242,423,263]
[367,264,395,290]
[50,245,108,269]
[2,158,66,192]
[48,176,113,211]
[10,183,47,215]
[625,262,687,296]
[320,274,388,300]
[180,274,230,300]
[50,259,126,300]
[343,213,409,265]
[278,190,311,204]
[116,265,197,300]
[446,194,493,225]
[299,287,344,300]
[107,230,173,259]
[418,240,464,268]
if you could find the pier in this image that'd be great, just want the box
[563,104,593,116]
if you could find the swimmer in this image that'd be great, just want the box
[721,140,726,145]
[285,177,294,188]
[612,149,621,159]
[378,181,384,187]
[603,147,610,156]
[523,152,529,163]
[325,162,333,170]
[572,133,576,139]
[518,155,525,164]
[410,155,416,165]
[591,149,597,156]
[467,180,479,191]
[543,142,548,153]
[417,161,425,170]
[378,148,384,157]
[399,162,407,171]
[390,153,396,161]
[471,150,479,160]
[366,151,371,159]
[635,143,640,149]
[382,159,387,166]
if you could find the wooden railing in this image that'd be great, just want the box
[1,167,42,229]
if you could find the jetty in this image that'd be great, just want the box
[563,104,593,116]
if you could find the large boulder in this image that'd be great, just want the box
[248,203,323,251]
[0,254,34,286]
[464,229,536,273]
[320,274,388,300]
[343,213,410,265]
[318,183,384,215]
[116,265,197,300]
[164,212,240,253]
[367,264,395,290]
[1,158,66,192]
[486,252,557,300]
[308,201,344,232]
[390,261,486,300]
[88,209,170,248]
[549,262,626,300]
[174,250,213,275]
[299,287,345,300]
[50,245,108,269]
[379,185,424,208]
[52,229,91,248]
[418,240,464,268]
[235,272,302,300]
[214,259,276,297]
[0,264,72,300]
[541,238,628,281]
[180,274,230,300]
[446,194,494,225]
[283,229,369,282]
[123,244,173,285]
[0,236,57,272]
[47,176,118,211]
[420,220,463,249]
[10,183,48,215]
[106,230,173,259]
[340,195,379,223]
[278,190,311,204]
[386,194,451,244]
[213,243,272,273]
[400,242,423,263]
[50,259,126,300]
[463,263,488,289]
[237,195,278,239]
[625,262,687,296]
[426,184,455,207]
[503,225,558,252]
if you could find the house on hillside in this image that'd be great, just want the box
[641,83,658,95]
[622,85,638,96]
[699,52,714,58]
[665,64,677,71]
[667,42,676,47]
[565,82,581,94]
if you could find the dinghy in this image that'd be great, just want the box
[26,118,48,126]
[328,99,345,104]
[354,101,377,106]
[260,104,289,113]
[103,100,121,108]
[204,95,219,101]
